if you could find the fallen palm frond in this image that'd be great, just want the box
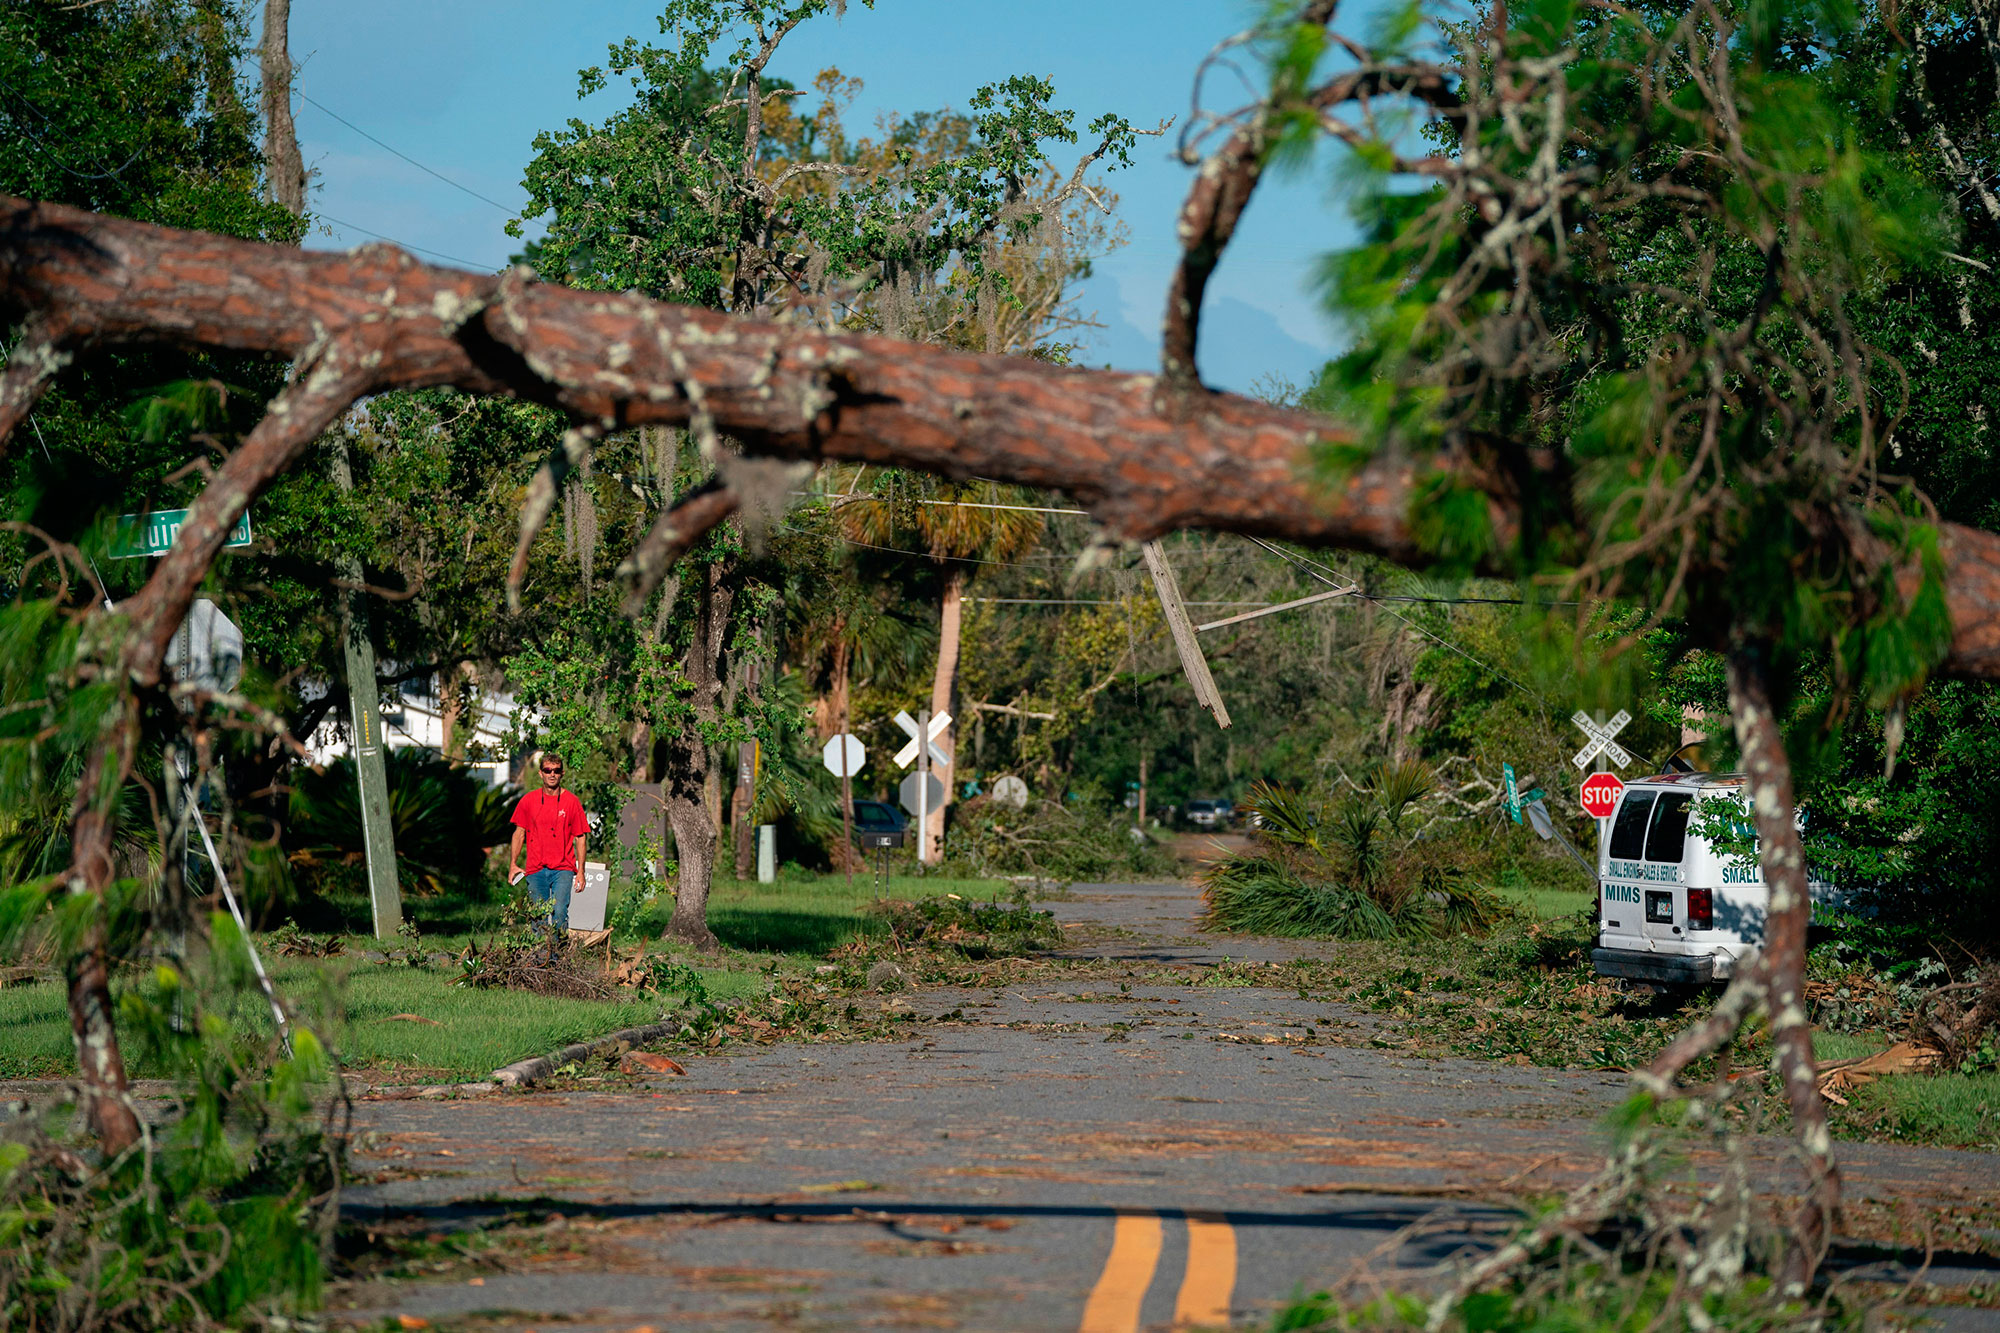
[1202,767,1508,942]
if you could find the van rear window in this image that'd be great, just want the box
[1645,793,1693,863]
[1608,790,1656,860]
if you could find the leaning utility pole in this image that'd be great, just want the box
[1142,540,1232,729]
[260,1,397,934]
[330,442,403,938]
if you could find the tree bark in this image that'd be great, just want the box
[67,925,138,1154]
[1722,638,1840,1290]
[813,622,850,744]
[438,670,463,761]
[1632,636,1841,1288]
[63,689,143,1157]
[925,568,965,861]
[7,198,2000,679]
[50,336,367,1156]
[442,660,478,760]
[259,0,307,214]
[662,561,733,949]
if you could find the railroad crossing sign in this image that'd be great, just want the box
[991,775,1029,809]
[821,733,866,778]
[899,772,946,818]
[1570,710,1633,771]
[893,710,952,769]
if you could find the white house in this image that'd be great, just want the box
[304,670,524,789]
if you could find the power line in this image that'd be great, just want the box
[313,212,491,270]
[968,597,1269,606]
[811,494,1090,516]
[0,76,145,181]
[783,526,1052,568]
[298,92,515,214]
[1242,535,1552,706]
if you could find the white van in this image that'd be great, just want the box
[1591,772,1834,986]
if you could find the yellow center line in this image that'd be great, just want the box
[1175,1211,1237,1329]
[1079,1209,1164,1333]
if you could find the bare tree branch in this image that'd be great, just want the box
[7,195,2000,678]
[616,477,741,613]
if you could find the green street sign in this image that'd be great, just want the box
[112,508,253,560]
[1503,762,1520,823]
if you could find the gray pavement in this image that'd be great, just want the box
[330,881,2000,1331]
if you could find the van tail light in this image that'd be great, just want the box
[1687,888,1713,931]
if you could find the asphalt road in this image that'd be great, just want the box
[332,882,2000,1331]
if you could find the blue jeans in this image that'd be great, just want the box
[526,868,574,932]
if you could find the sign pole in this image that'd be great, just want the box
[1593,709,1608,867]
[840,701,855,889]
[916,707,930,870]
[331,440,402,939]
[891,708,948,869]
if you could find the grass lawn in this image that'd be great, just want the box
[0,870,1007,1081]
[1493,881,1596,921]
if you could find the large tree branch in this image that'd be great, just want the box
[7,195,2000,676]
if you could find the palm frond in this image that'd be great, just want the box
[1204,762,1501,943]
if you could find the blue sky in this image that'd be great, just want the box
[288,0,1357,393]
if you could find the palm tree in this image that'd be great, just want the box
[836,472,1043,859]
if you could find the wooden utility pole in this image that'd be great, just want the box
[330,442,403,938]
[1142,540,1231,729]
[259,2,396,935]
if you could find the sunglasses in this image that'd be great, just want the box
[540,766,563,774]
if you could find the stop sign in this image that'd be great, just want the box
[1580,772,1625,819]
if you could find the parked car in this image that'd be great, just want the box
[1183,798,1234,830]
[851,800,906,833]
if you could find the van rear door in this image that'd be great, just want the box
[1639,792,1694,944]
[1600,789,1656,941]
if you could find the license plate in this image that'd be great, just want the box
[1645,891,1674,924]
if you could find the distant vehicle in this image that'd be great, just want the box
[1184,798,1234,830]
[851,800,906,833]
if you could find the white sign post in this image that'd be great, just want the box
[164,600,288,1052]
[822,733,866,888]
[893,709,951,864]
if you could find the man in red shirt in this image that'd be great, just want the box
[508,752,588,932]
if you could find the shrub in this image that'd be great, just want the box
[285,749,518,902]
[1202,766,1507,941]
[0,914,342,1330]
